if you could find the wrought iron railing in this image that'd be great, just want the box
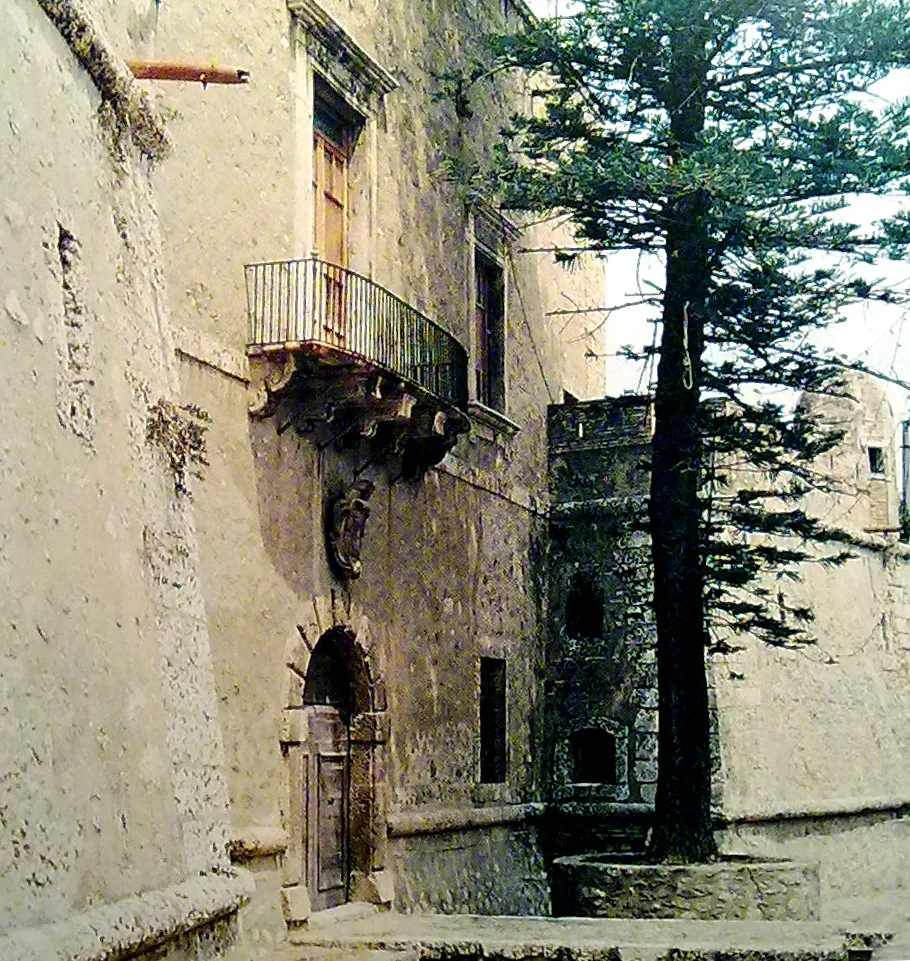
[245,258,468,411]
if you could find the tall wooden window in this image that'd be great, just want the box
[475,251,506,412]
[479,657,507,783]
[313,89,350,268]
[312,81,359,345]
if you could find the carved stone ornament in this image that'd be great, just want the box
[327,479,375,579]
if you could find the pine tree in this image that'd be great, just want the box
[486,0,910,861]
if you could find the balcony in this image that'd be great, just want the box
[245,258,470,473]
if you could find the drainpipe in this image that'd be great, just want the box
[126,61,250,85]
[902,419,910,540]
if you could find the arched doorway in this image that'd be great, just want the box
[302,634,350,911]
[281,614,392,925]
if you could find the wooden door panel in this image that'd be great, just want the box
[317,754,346,895]
[304,705,349,912]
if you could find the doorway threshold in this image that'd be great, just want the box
[294,901,380,936]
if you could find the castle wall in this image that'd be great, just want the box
[0,2,247,957]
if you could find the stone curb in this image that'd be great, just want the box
[0,870,255,961]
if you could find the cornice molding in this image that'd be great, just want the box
[287,0,397,113]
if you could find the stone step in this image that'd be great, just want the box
[287,912,882,961]
[281,949,419,961]
[294,901,381,934]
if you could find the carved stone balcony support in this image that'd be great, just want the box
[245,259,469,476]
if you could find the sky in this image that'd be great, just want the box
[520,1,910,425]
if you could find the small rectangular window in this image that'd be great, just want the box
[475,251,506,412]
[869,446,885,476]
[479,657,507,783]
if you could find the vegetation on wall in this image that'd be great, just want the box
[146,400,211,496]
[470,0,910,861]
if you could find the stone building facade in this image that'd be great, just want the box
[145,0,605,942]
[544,377,910,915]
[0,2,252,958]
[0,0,606,957]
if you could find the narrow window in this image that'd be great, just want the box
[313,79,362,345]
[565,572,604,640]
[868,446,885,476]
[479,657,507,783]
[570,728,617,784]
[475,251,506,412]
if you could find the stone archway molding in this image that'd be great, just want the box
[280,591,393,925]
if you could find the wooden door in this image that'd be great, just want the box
[305,704,349,911]
[313,129,348,346]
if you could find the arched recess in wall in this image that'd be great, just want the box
[565,570,604,640]
[570,727,617,784]
[281,614,390,922]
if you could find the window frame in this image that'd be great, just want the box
[474,248,506,414]
[868,445,886,477]
[466,200,521,435]
[479,656,507,784]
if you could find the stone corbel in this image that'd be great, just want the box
[248,352,298,417]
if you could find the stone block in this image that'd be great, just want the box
[350,869,395,906]
[635,733,658,762]
[280,884,311,925]
[634,759,658,782]
[551,854,821,920]
[635,687,658,708]
[634,710,658,733]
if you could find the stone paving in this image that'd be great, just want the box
[277,909,894,961]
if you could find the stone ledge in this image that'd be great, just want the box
[0,870,256,961]
[228,825,290,862]
[283,911,875,961]
[387,802,544,838]
[719,795,910,826]
[551,855,820,921]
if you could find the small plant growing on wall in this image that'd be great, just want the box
[146,399,210,496]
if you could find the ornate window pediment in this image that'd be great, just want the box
[287,0,397,114]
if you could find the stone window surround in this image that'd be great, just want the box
[466,198,522,438]
[552,717,630,803]
[288,0,397,273]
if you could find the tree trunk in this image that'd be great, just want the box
[646,24,718,863]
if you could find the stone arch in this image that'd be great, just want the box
[279,595,392,925]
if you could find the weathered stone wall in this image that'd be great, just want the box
[74,0,610,944]
[544,399,658,852]
[1,0,245,956]
[545,381,910,911]
[390,823,550,915]
[707,376,910,909]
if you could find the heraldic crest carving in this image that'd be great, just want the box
[327,479,375,579]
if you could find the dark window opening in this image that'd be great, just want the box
[313,76,363,151]
[565,572,604,640]
[570,728,617,784]
[475,251,506,413]
[304,635,350,716]
[869,446,885,476]
[479,657,507,783]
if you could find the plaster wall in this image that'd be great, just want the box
[106,0,609,937]
[1,0,238,952]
